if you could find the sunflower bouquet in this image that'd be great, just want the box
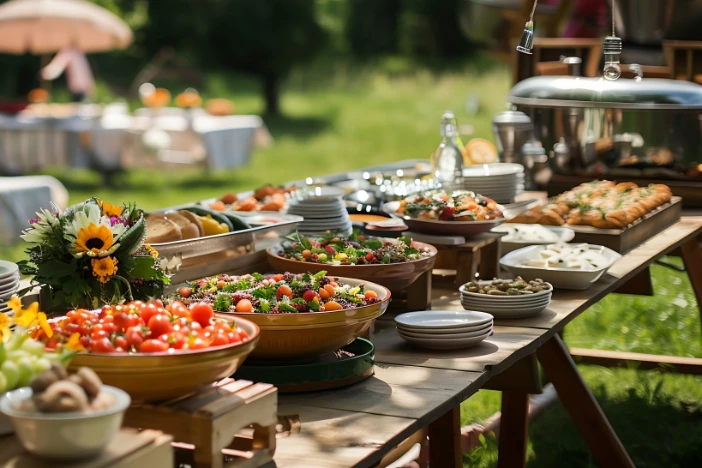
[17,198,169,312]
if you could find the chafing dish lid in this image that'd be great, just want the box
[508,76,702,110]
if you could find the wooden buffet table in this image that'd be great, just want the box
[270,216,702,468]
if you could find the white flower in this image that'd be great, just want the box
[20,208,60,246]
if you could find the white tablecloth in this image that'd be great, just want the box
[0,175,67,247]
[0,107,271,174]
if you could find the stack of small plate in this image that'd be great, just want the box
[287,187,352,235]
[461,163,525,204]
[394,310,493,349]
[458,281,552,319]
[0,260,20,314]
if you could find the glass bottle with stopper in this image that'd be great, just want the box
[516,0,538,54]
[431,111,465,188]
[602,1,622,81]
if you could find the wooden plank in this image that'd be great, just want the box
[537,336,635,468]
[569,348,702,375]
[679,238,702,335]
[372,320,546,374]
[497,391,529,468]
[484,353,542,394]
[428,406,462,468]
[273,404,416,468]
[613,266,654,296]
[0,429,171,468]
[280,364,486,423]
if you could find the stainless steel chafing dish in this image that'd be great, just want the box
[507,75,702,180]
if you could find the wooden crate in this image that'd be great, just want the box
[0,428,173,468]
[123,378,277,468]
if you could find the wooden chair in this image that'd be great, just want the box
[512,37,602,84]
[663,40,702,81]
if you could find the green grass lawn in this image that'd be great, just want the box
[2,59,701,467]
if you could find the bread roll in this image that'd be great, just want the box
[146,217,182,244]
[178,210,204,236]
[180,223,200,239]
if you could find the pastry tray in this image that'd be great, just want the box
[567,196,682,253]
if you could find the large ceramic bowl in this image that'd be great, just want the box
[500,244,621,290]
[223,277,390,362]
[0,385,130,460]
[266,240,437,292]
[68,316,259,402]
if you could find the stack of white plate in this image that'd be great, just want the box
[461,163,525,204]
[0,260,20,314]
[394,310,494,349]
[287,187,352,235]
[458,280,552,319]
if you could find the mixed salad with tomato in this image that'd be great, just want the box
[37,300,250,354]
[397,190,503,221]
[278,232,432,265]
[175,271,381,314]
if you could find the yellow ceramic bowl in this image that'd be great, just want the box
[223,277,390,362]
[266,240,437,293]
[69,316,259,403]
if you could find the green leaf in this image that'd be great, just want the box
[405,247,419,255]
[251,272,264,282]
[300,236,312,250]
[120,212,147,255]
[278,303,298,313]
[312,270,327,280]
[307,299,320,312]
[213,294,233,312]
[362,238,382,250]
[128,256,157,279]
[36,260,76,279]
[398,236,412,246]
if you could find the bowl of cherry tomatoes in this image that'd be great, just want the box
[36,300,259,402]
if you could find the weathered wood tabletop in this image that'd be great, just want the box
[271,216,702,468]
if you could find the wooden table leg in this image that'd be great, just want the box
[497,391,529,468]
[680,238,702,334]
[478,239,500,280]
[455,251,478,286]
[537,335,635,468]
[428,405,462,468]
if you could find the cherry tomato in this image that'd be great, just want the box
[140,303,160,326]
[148,314,172,337]
[190,302,214,327]
[189,321,203,332]
[301,249,312,258]
[235,299,253,313]
[79,336,91,347]
[102,322,116,334]
[227,331,242,344]
[113,312,130,330]
[318,287,331,300]
[302,290,318,302]
[98,305,111,319]
[153,299,164,308]
[202,326,216,339]
[114,336,128,350]
[168,301,190,318]
[126,326,145,348]
[140,339,169,353]
[178,287,193,298]
[324,301,343,311]
[168,332,186,349]
[273,274,285,282]
[189,337,208,350]
[364,290,378,299]
[276,285,293,300]
[91,337,116,353]
[210,334,229,346]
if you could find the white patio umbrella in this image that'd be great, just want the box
[0,0,132,54]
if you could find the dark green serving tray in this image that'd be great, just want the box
[234,338,375,393]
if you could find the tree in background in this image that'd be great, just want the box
[345,0,401,57]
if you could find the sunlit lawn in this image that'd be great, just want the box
[1,59,701,467]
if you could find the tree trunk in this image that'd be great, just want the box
[263,74,280,116]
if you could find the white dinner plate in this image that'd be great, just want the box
[460,302,548,319]
[399,331,492,349]
[459,294,551,305]
[459,281,553,299]
[462,163,524,177]
[395,322,493,335]
[395,310,493,330]
[0,274,20,289]
[460,299,551,310]
[398,325,493,340]
[0,261,19,281]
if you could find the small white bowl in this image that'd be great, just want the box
[0,385,130,460]
[492,224,575,255]
[499,244,621,290]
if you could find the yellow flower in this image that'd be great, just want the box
[0,313,10,340]
[75,223,114,256]
[92,256,118,283]
[65,333,85,352]
[38,312,53,338]
[14,302,38,328]
[97,199,125,218]
[7,295,21,314]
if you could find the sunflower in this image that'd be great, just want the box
[75,223,115,257]
[92,256,118,283]
[98,199,125,218]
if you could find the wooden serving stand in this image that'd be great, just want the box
[123,378,278,468]
[0,428,173,468]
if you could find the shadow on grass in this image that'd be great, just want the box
[263,113,332,140]
[527,379,702,468]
